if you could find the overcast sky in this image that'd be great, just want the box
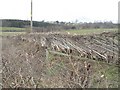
[0,0,119,23]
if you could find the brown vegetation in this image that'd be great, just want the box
[2,31,119,88]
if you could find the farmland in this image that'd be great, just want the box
[0,27,27,36]
[65,28,118,35]
[0,27,118,36]
[0,27,25,31]
[1,27,119,88]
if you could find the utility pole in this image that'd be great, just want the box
[31,0,33,32]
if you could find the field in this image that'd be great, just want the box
[0,27,25,31]
[0,27,118,36]
[1,27,119,88]
[65,28,118,35]
[0,27,27,36]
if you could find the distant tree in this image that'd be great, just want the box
[55,21,59,24]
[71,26,76,29]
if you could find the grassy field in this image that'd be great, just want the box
[0,32,26,36]
[65,28,118,35]
[0,27,118,36]
[0,27,28,36]
[0,27,26,31]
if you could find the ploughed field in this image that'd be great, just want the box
[2,31,119,88]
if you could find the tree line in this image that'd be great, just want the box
[1,19,118,32]
[2,19,54,28]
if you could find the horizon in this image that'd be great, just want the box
[1,18,118,24]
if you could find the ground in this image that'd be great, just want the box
[1,30,119,88]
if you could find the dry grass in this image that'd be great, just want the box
[2,32,119,88]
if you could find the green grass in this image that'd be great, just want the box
[65,28,118,35]
[92,61,119,88]
[0,32,26,36]
[0,27,118,36]
[0,27,26,31]
[0,27,29,36]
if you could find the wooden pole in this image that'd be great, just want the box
[31,0,33,32]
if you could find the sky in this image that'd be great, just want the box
[0,0,119,23]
